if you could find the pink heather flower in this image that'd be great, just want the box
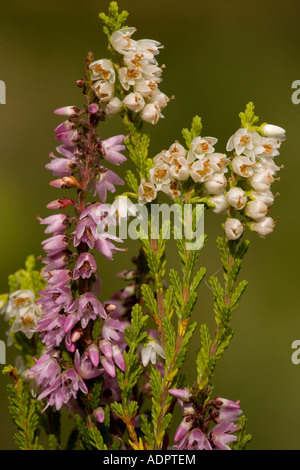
[64,313,78,333]
[93,407,105,423]
[68,292,107,330]
[169,387,192,402]
[26,354,61,389]
[42,235,70,256]
[174,416,194,442]
[94,168,125,202]
[54,106,80,116]
[73,217,98,249]
[42,252,70,272]
[175,428,212,451]
[45,269,71,287]
[73,252,97,280]
[38,368,88,412]
[87,344,100,367]
[102,318,128,346]
[88,103,99,114]
[100,356,116,377]
[95,233,125,260]
[46,198,73,210]
[215,398,243,423]
[56,129,79,147]
[209,422,238,450]
[101,135,127,166]
[54,120,75,134]
[80,203,113,230]
[99,339,113,358]
[112,344,125,371]
[56,145,76,159]
[38,214,69,234]
[74,350,102,380]
[45,155,75,177]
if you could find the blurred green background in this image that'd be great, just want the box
[1,0,300,450]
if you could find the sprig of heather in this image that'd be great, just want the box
[26,51,129,416]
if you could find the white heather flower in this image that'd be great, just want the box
[204,173,227,194]
[168,142,186,160]
[248,169,273,192]
[257,137,281,158]
[245,200,268,220]
[187,137,218,163]
[226,187,247,210]
[148,91,170,110]
[141,64,162,81]
[169,157,190,181]
[226,128,259,160]
[262,124,286,140]
[161,180,181,199]
[149,163,171,189]
[134,78,158,97]
[232,156,254,178]
[3,290,42,338]
[224,218,244,241]
[209,153,229,173]
[123,92,145,112]
[138,179,157,204]
[119,67,142,90]
[136,39,163,58]
[251,190,274,207]
[123,51,149,70]
[251,217,275,237]
[110,27,137,54]
[139,103,162,125]
[140,340,165,367]
[190,158,213,183]
[104,97,123,116]
[210,193,230,214]
[89,59,115,83]
[92,80,115,102]
[256,156,281,174]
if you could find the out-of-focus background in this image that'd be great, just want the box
[1,0,300,450]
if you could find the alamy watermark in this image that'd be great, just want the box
[0,341,6,364]
[98,198,205,250]
[0,80,6,104]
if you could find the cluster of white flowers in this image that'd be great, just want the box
[138,124,285,240]
[138,138,228,203]
[0,290,42,340]
[90,28,170,123]
[222,124,285,240]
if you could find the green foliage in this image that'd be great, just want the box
[7,255,46,296]
[182,115,203,148]
[197,237,249,388]
[239,101,266,133]
[3,366,44,450]
[111,304,148,423]
[74,415,107,450]
[232,416,252,450]
[123,115,151,179]
[99,1,129,41]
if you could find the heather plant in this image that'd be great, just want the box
[1,2,285,451]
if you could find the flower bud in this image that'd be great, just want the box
[50,176,83,189]
[262,124,286,140]
[123,92,145,112]
[245,200,268,220]
[210,193,229,214]
[224,218,243,240]
[251,217,275,237]
[54,106,80,117]
[226,187,247,210]
[93,407,105,423]
[204,173,227,194]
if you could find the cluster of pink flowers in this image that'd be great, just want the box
[26,81,131,412]
[169,388,242,450]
